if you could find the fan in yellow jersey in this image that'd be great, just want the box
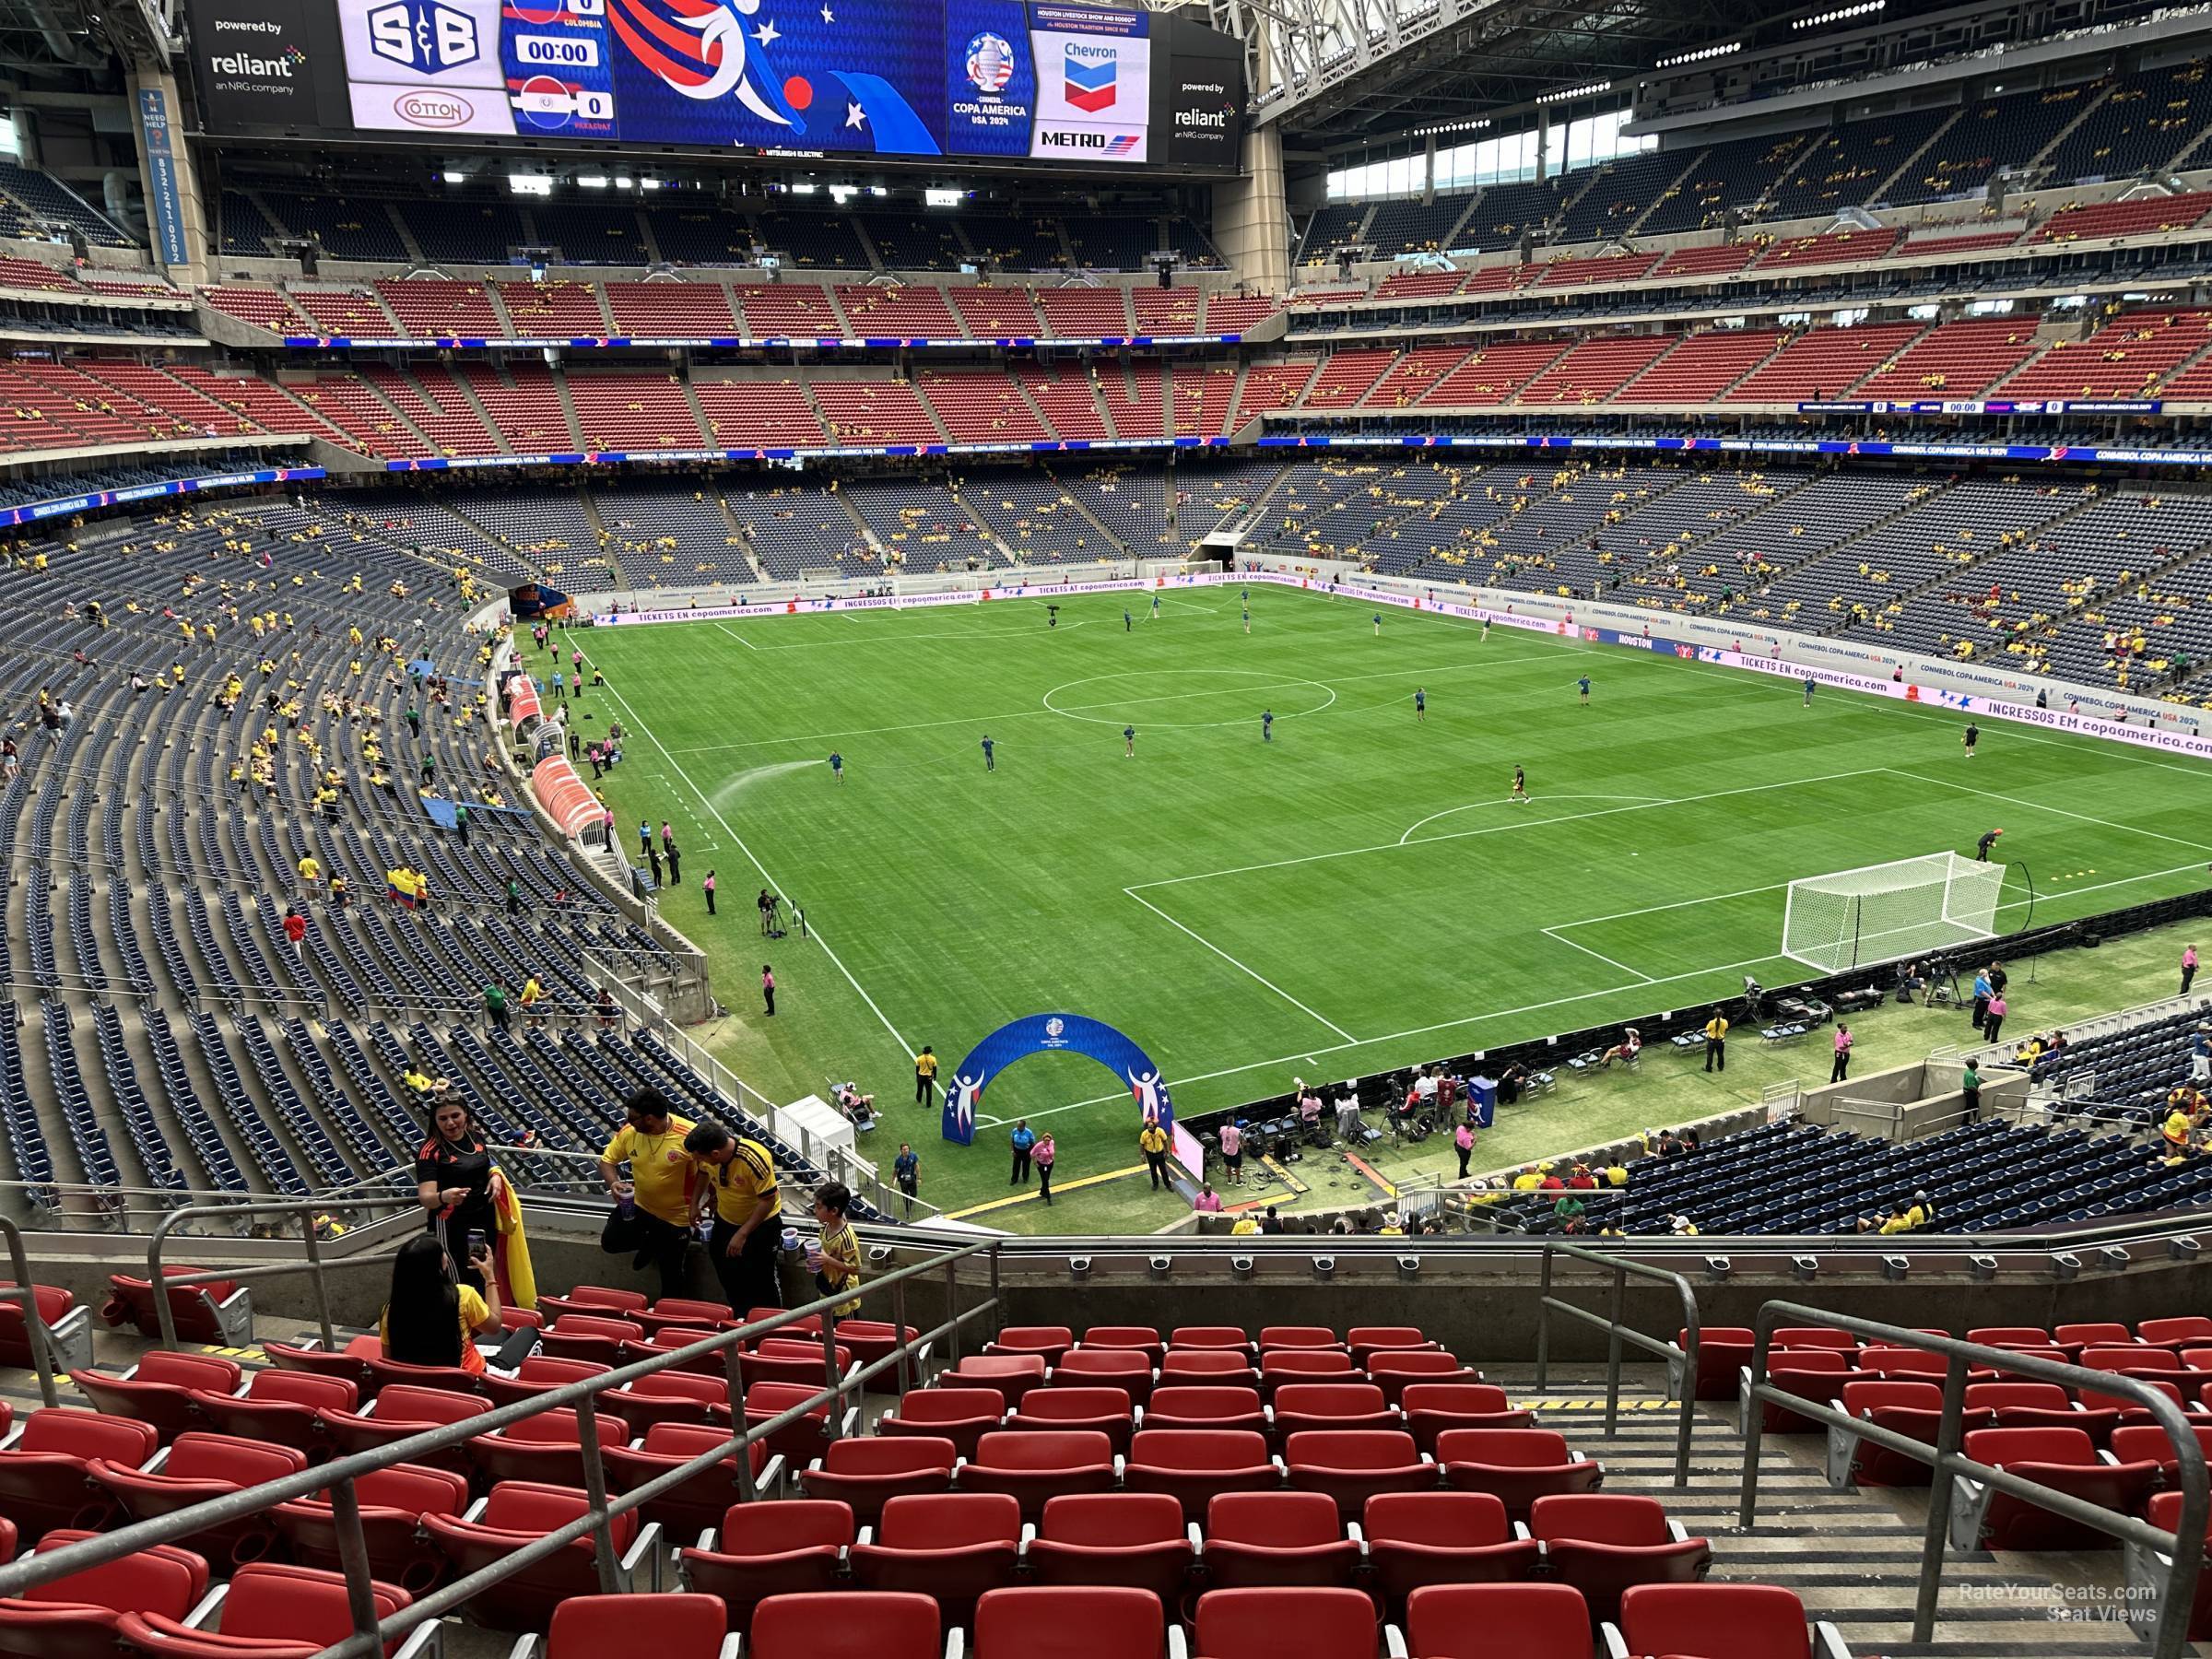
[599,1088,697,1300]
[685,1117,782,1314]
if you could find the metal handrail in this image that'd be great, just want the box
[1739,1301,2210,1659]
[0,1239,999,1659]
[0,1216,64,1406]
[1531,1239,1699,1487]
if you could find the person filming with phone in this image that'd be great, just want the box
[380,1232,503,1374]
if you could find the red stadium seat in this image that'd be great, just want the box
[1362,1490,1541,1616]
[2140,1317,2212,1350]
[1077,1327,1164,1363]
[1437,1430,1601,1522]
[600,1371,729,1438]
[2112,1422,2212,1481]
[316,1383,488,1469]
[1612,1583,1849,1659]
[260,1342,371,1394]
[636,1300,737,1338]
[958,1430,1116,1520]
[1673,1328,1753,1401]
[69,1354,241,1444]
[0,1286,81,1375]
[679,1500,852,1632]
[1259,1327,1342,1352]
[1400,1383,1535,1454]
[734,1340,854,1394]
[851,1491,1020,1625]
[0,1529,209,1659]
[520,1593,730,1659]
[1274,1381,1399,1440]
[1159,1350,1259,1392]
[115,1561,425,1659]
[742,1381,841,1466]
[2080,1377,2188,1422]
[1954,1427,2159,1550]
[746,1592,940,1659]
[1528,1493,1712,1623]
[1260,1352,1359,1401]
[186,1370,353,1456]
[1750,1350,1860,1435]
[1144,1385,1267,1439]
[971,1585,1162,1659]
[1201,1490,1361,1590]
[878,1389,1002,1459]
[272,1463,469,1592]
[1191,1586,1374,1659]
[1402,1583,1593,1659]
[1831,1380,1946,1488]
[614,1331,726,1382]
[359,1357,480,1399]
[2140,1491,2212,1641]
[940,1356,1047,1408]
[1771,1326,1859,1352]
[1366,1351,1485,1405]
[469,1406,631,1488]
[1170,1327,1254,1355]
[100,1272,249,1348]
[1125,1428,1279,1520]
[797,1435,957,1525]
[478,1357,610,1409]
[985,1326,1075,1366]
[1048,1349,1155,1406]
[535,1288,648,1321]
[0,1409,160,1542]
[604,1421,777,1537]
[538,1313,644,1367]
[1006,1388,1135,1456]
[89,1432,307,1567]
[1968,1326,2056,1351]
[1023,1492,1194,1607]
[1285,1429,1433,1515]
[421,1482,654,1630]
[1963,1381,2115,1441]
[2057,1323,2135,1353]
[1347,1328,1438,1368]
[0,1517,12,1566]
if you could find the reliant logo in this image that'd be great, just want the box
[210,50,297,75]
[1175,107,1227,128]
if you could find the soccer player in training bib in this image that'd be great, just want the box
[1578,676,1592,705]
[1262,709,1274,742]
[1242,605,1251,635]
[1372,613,1383,637]
[1511,765,1527,802]
[1124,725,1135,759]
[829,751,843,783]
[1414,688,1426,723]
[1151,594,1161,619]
[981,735,995,771]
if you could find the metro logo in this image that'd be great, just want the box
[1063,47,1116,112]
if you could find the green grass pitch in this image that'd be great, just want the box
[522,585,2212,1217]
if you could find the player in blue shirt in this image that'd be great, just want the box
[981,735,995,771]
[1372,613,1383,637]
[1414,688,1426,723]
[1150,593,1161,619]
[1241,605,1251,635]
[829,751,843,783]
[1124,725,1135,759]
[1124,608,1132,631]
[1577,676,1592,705]
[1262,709,1274,742]
[1803,676,1817,708]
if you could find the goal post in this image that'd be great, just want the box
[1781,852,2006,975]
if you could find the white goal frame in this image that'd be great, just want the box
[1781,852,2006,976]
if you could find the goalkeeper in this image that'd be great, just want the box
[1975,828,2004,862]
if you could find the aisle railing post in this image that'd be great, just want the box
[1603,1256,1626,1441]
[299,1205,336,1350]
[571,1395,623,1594]
[326,1476,385,1649]
[891,1277,913,1398]
[944,1257,963,1363]
[1912,1352,1971,1644]
[0,1220,61,1407]
[1533,1242,1553,1392]
[818,1311,844,1445]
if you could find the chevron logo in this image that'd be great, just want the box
[1064,49,1116,112]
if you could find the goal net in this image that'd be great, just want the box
[1781,852,2006,975]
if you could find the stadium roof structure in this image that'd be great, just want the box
[1224,0,1969,147]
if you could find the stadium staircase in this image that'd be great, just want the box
[1866,112,1965,206]
[357,379,436,453]
[711,492,773,583]
[1525,1384,2140,1656]
[2025,80,2120,178]
[550,376,587,452]
[1046,470,1136,555]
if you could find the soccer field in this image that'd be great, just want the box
[528,585,2212,1214]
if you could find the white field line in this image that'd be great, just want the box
[1123,888,1358,1043]
[1398,794,1668,845]
[712,622,759,652]
[583,665,914,1061]
[1541,927,1655,983]
[1130,769,1891,892]
[1880,767,2212,857]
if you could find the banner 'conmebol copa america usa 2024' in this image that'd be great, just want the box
[184,0,1244,170]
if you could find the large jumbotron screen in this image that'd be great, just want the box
[183,0,1244,171]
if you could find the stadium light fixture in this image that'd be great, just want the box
[1794,0,1883,27]
[613,175,634,188]
[506,172,552,197]
[830,184,857,203]
[439,170,465,185]
[640,177,663,190]
[925,187,964,207]
[1410,117,1489,138]
[1536,78,1612,104]
[1654,41,1740,68]
[577,175,609,188]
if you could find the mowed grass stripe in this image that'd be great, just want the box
[538,586,2209,1213]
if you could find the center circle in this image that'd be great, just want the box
[1041,668,1339,729]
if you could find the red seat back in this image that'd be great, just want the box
[1275,1383,1389,1419]
[18,1409,159,1464]
[972,1585,1160,1659]
[971,1430,1112,1472]
[1437,1429,1571,1467]
[1403,1583,1593,1659]
[546,1594,724,1659]
[1013,1388,1131,1423]
[371,1386,489,1427]
[1962,1426,2098,1467]
[1128,1428,1269,1471]
[1192,1587,1373,1659]
[714,1499,855,1554]
[1146,1386,1262,1425]
[747,1592,939,1659]
[1036,1492,1182,1547]
[1284,1429,1420,1470]
[1170,1327,1252,1351]
[1363,1489,1510,1547]
[1528,1492,1669,1545]
[877,1492,1020,1549]
[1206,1490,1341,1547]
[162,1433,306,1487]
[1620,1583,1812,1659]
[135,1355,242,1393]
[821,1436,956,1474]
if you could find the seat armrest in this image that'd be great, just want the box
[856,1525,873,1547]
[942,1630,965,1659]
[618,1521,664,1588]
[463,1496,489,1522]
[694,1527,716,1552]
[1347,1523,1365,1548]
[1601,1623,1631,1659]
[1512,1522,1534,1542]
[1112,1455,1125,1478]
[1382,1626,1408,1659]
[757,1453,785,1493]
[1018,1523,1035,1555]
[1166,1628,1189,1659]
[1812,1619,1855,1659]
[183,1583,228,1631]
[1668,1519,1689,1544]
[506,1634,540,1659]
[716,1636,739,1659]
[213,1286,254,1347]
[393,1622,441,1659]
[1186,1523,1204,1554]
[48,1305,92,1373]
